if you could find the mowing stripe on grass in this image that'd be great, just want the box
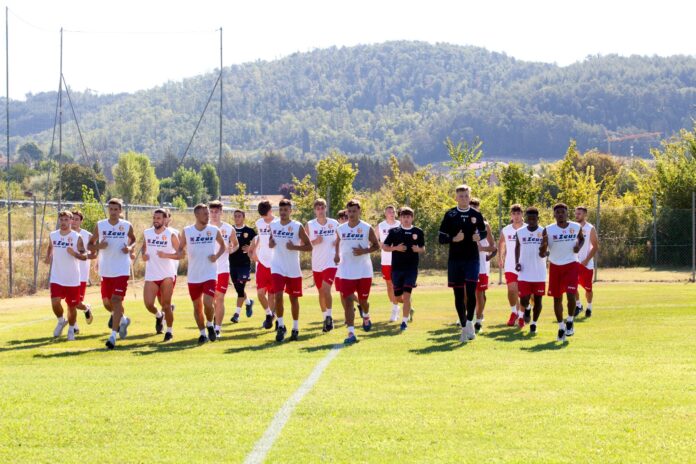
[244,344,342,464]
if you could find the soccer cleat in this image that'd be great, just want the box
[323,316,334,333]
[400,321,407,331]
[523,308,531,324]
[163,332,173,342]
[275,320,279,331]
[506,312,518,327]
[362,317,372,332]
[118,317,131,340]
[245,299,254,318]
[357,303,364,319]
[389,308,399,322]
[263,314,274,330]
[215,330,221,339]
[585,308,592,318]
[107,314,113,330]
[230,313,240,324]
[566,321,575,337]
[466,322,476,341]
[530,323,537,334]
[574,304,584,317]
[84,305,93,324]
[290,329,299,341]
[517,316,526,329]
[557,328,566,342]
[409,307,415,322]
[344,333,358,345]
[207,326,217,342]
[155,314,164,334]
[198,335,208,345]
[459,328,468,343]
[474,322,482,333]
[105,335,116,350]
[67,327,76,341]
[53,319,68,338]
[276,325,287,342]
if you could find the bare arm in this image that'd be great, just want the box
[45,240,53,265]
[539,228,548,257]
[334,234,341,264]
[582,228,599,265]
[514,234,521,271]
[574,228,585,254]
[498,232,506,267]
[289,226,313,252]
[210,230,226,262]
[367,227,380,254]
[176,229,188,259]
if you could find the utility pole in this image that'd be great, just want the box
[57,27,63,212]
[6,7,13,297]
[218,27,223,198]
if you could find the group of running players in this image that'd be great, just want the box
[45,183,597,348]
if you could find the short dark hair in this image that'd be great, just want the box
[107,198,124,209]
[346,199,361,209]
[553,202,568,212]
[257,200,272,216]
[575,206,588,213]
[153,208,167,217]
[525,206,539,216]
[233,209,245,217]
[469,197,481,207]
[58,210,73,219]
[279,199,292,208]
[71,209,84,220]
[455,184,470,193]
[314,198,327,208]
[208,200,223,211]
[510,204,523,213]
[193,203,208,213]
[399,206,414,217]
[337,209,348,220]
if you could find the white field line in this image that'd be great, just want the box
[0,316,52,332]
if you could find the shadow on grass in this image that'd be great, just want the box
[224,340,282,354]
[520,340,568,352]
[482,327,531,343]
[302,343,344,353]
[32,333,203,358]
[409,325,467,355]
[0,334,104,353]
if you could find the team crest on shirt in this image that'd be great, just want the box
[328,224,334,229]
[118,225,124,231]
[243,232,248,238]
[206,231,212,236]
[412,233,418,240]
[471,217,477,224]
[357,228,362,234]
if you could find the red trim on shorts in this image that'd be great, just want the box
[216,272,230,294]
[50,283,81,306]
[188,279,216,300]
[100,276,129,300]
[381,265,392,281]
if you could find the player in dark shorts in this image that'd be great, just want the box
[229,209,257,323]
[438,185,487,343]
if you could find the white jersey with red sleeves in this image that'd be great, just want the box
[516,226,547,282]
[76,228,92,283]
[270,220,303,278]
[479,237,491,275]
[96,218,132,278]
[50,229,81,287]
[577,222,595,269]
[214,221,234,274]
[144,227,176,282]
[546,221,582,266]
[502,223,526,274]
[378,220,401,265]
[307,218,339,272]
[167,227,180,278]
[254,217,276,268]
[184,224,219,284]
[337,220,373,280]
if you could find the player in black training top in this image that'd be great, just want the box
[382,207,425,331]
[438,184,487,343]
[228,209,257,323]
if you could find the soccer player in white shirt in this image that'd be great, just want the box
[514,207,547,333]
[209,200,239,338]
[574,206,599,317]
[176,204,227,344]
[378,205,401,321]
[88,198,136,350]
[46,211,87,340]
[469,198,496,333]
[141,208,180,341]
[268,199,312,342]
[247,200,277,330]
[540,203,585,341]
[498,204,527,327]
[70,210,96,329]
[306,198,339,333]
[334,199,380,345]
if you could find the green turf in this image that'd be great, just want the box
[0,283,694,463]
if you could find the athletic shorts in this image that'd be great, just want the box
[381,265,392,281]
[149,277,174,288]
[448,259,479,287]
[313,267,337,289]
[518,281,546,297]
[156,276,176,299]
[50,283,81,306]
[100,276,129,300]
[188,279,216,300]
[505,272,519,285]
[230,266,251,284]
[338,277,372,300]
[578,265,593,291]
[271,274,303,297]
[392,268,418,296]
[548,262,579,297]
[216,272,230,294]
[256,262,273,292]
[78,281,87,303]
[477,274,489,292]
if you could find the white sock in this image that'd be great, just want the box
[277,316,285,327]
[200,329,206,336]
[292,319,299,330]
[576,300,582,308]
[518,310,525,318]
[392,303,399,311]
[326,308,332,317]
[347,326,355,334]
[156,311,163,318]
[166,327,172,334]
[68,324,75,330]
[206,321,213,328]
[265,308,272,316]
[587,303,593,310]
[402,316,408,324]
[527,304,532,310]
[531,321,537,326]
[567,316,574,323]
[235,307,242,315]
[110,330,118,339]
[510,306,517,314]
[245,298,252,305]
[322,311,328,320]
[558,321,566,330]
[214,325,221,332]
[58,316,66,323]
[476,318,484,324]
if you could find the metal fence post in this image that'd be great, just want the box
[33,195,37,293]
[692,191,695,282]
[595,191,600,282]
[498,193,503,285]
[652,194,657,267]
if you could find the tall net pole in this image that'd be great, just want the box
[5,7,12,297]
[218,26,223,198]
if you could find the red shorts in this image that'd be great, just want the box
[476,274,489,292]
[256,262,273,292]
[381,265,392,281]
[505,272,518,285]
[216,272,230,294]
[100,276,129,300]
[313,268,337,289]
[271,274,303,297]
[578,265,593,291]
[188,279,216,300]
[518,281,546,297]
[50,283,81,306]
[338,277,372,300]
[78,281,87,302]
[548,262,579,297]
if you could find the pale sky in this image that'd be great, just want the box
[3,0,695,99]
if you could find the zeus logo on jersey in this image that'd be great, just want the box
[147,237,169,247]
[258,227,271,235]
[52,239,72,248]
[103,230,126,238]
[314,228,335,237]
[552,231,578,241]
[521,236,543,243]
[341,232,364,240]
[274,228,295,239]
[190,236,215,243]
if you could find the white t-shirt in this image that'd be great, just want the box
[254,217,276,268]
[270,220,303,278]
[76,228,92,283]
[502,223,526,274]
[213,221,234,275]
[167,227,180,278]
[144,227,176,282]
[546,222,582,266]
[184,224,219,284]
[307,218,339,272]
[577,222,595,269]
[516,226,547,282]
[337,221,373,280]
[479,237,491,275]
[378,220,401,266]
[96,218,132,278]
[50,229,81,287]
